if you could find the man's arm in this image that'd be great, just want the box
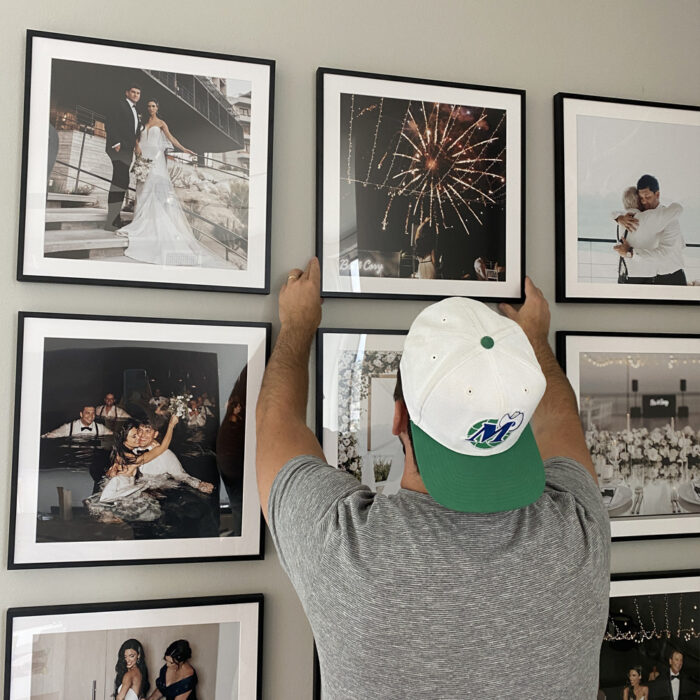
[626,203,683,262]
[500,278,597,483]
[255,258,326,521]
[42,422,71,438]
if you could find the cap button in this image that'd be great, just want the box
[480,336,494,349]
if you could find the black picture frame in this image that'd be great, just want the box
[18,29,274,294]
[316,327,408,494]
[9,311,270,568]
[554,92,700,305]
[317,67,525,301]
[557,330,700,540]
[600,571,700,699]
[5,594,264,700]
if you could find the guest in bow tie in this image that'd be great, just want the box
[651,650,700,699]
[42,405,114,439]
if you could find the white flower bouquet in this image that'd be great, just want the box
[131,156,154,184]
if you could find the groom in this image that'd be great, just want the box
[104,83,142,231]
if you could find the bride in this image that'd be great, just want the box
[120,98,230,268]
[114,638,149,700]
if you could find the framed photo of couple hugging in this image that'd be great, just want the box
[554,93,700,304]
[18,30,274,293]
[9,312,269,568]
[5,594,263,700]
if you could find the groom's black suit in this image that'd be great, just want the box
[652,669,699,699]
[104,97,141,229]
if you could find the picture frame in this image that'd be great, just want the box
[18,30,274,293]
[557,331,700,539]
[5,594,263,700]
[318,67,525,301]
[600,572,700,699]
[554,92,700,304]
[316,328,407,495]
[9,312,269,568]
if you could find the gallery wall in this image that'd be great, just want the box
[1,1,699,698]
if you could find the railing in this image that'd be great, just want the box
[144,70,243,143]
[165,150,249,181]
[51,105,107,138]
[49,159,246,260]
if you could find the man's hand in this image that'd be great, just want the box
[614,239,632,257]
[616,213,638,232]
[279,257,322,335]
[499,277,550,348]
[112,143,121,152]
[198,481,214,494]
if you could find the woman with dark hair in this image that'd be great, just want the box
[622,665,649,700]
[146,639,197,700]
[119,98,230,268]
[414,218,437,279]
[114,638,149,700]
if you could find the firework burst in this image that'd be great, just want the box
[345,98,506,236]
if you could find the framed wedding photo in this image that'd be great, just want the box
[554,93,700,304]
[317,329,407,494]
[599,573,700,699]
[18,30,274,293]
[5,594,263,700]
[558,331,700,539]
[9,312,269,568]
[317,68,525,301]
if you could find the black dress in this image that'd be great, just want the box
[156,665,197,699]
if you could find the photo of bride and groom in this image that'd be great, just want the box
[104,82,235,269]
[21,32,274,292]
[612,174,689,286]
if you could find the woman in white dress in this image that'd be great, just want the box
[114,638,149,700]
[120,99,229,268]
[622,666,648,700]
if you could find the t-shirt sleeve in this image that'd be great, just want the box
[544,457,610,542]
[268,455,368,597]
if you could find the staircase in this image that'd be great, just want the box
[45,193,132,258]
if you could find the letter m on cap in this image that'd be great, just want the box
[465,419,514,449]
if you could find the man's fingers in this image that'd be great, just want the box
[524,276,542,298]
[286,268,303,284]
[306,257,321,284]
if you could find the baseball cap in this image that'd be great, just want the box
[399,297,547,512]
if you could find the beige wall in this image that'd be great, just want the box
[1,1,699,698]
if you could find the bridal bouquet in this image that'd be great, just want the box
[131,156,153,184]
[167,393,192,420]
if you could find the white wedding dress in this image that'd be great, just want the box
[117,684,139,700]
[120,125,231,268]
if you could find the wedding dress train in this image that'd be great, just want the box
[120,126,231,268]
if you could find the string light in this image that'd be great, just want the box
[582,353,700,369]
[605,594,700,642]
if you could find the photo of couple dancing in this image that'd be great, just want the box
[613,174,690,286]
[105,82,233,268]
[113,638,198,700]
[36,338,249,544]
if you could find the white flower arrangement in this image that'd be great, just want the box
[131,156,154,184]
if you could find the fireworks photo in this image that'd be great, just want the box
[319,69,524,299]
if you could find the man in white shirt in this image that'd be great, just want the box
[133,422,214,493]
[42,405,114,439]
[651,649,699,699]
[96,392,131,427]
[614,174,687,285]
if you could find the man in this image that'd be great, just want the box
[132,421,214,494]
[96,392,131,428]
[256,259,610,698]
[104,83,142,231]
[42,405,113,439]
[652,650,700,699]
[614,174,687,285]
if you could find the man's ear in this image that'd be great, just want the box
[392,400,409,436]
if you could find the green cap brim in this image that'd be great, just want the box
[410,422,545,513]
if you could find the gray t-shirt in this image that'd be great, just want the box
[269,456,610,699]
